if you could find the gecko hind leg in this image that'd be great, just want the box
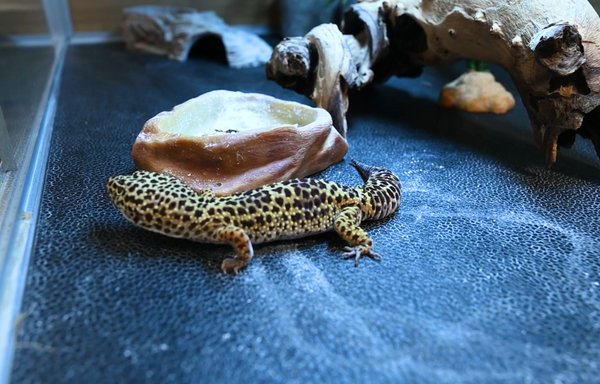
[333,206,382,267]
[213,225,254,274]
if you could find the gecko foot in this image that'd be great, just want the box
[342,246,382,267]
[221,258,249,274]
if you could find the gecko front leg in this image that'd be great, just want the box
[213,225,254,274]
[333,206,382,267]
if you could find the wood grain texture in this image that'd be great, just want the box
[69,0,275,32]
[0,0,48,35]
[269,0,600,165]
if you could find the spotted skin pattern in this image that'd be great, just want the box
[106,159,402,274]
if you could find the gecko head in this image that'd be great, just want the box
[106,171,154,225]
[106,170,197,230]
[106,171,150,210]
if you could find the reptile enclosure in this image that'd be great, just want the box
[1,1,599,384]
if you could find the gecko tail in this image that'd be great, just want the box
[350,158,379,182]
[350,157,402,220]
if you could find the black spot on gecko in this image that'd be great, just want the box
[241,220,254,227]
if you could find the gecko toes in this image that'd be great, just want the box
[342,246,382,267]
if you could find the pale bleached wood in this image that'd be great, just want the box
[268,0,600,166]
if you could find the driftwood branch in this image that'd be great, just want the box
[267,0,600,165]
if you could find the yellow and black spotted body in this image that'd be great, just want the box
[107,159,402,273]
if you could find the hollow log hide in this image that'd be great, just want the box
[123,6,272,69]
[266,0,600,165]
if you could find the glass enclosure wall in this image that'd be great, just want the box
[0,0,54,228]
[0,4,70,383]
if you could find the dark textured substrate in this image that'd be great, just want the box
[10,43,600,384]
